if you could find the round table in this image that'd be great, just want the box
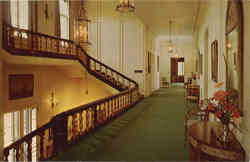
[188,121,245,161]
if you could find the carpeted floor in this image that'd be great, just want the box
[54,86,189,161]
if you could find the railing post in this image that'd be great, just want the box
[3,149,9,161]
[15,146,20,161]
[27,139,32,161]
[39,131,45,160]
[94,105,98,128]
[52,115,68,156]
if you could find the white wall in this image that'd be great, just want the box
[195,0,226,99]
[86,0,157,96]
[157,36,196,83]
[195,1,250,159]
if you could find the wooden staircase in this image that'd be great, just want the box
[2,22,138,92]
[2,23,143,161]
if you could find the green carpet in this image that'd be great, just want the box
[54,86,189,161]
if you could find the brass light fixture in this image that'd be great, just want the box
[75,0,91,46]
[168,20,174,53]
[116,0,135,13]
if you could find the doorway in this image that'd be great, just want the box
[171,57,184,83]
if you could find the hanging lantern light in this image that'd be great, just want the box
[75,0,91,46]
[116,0,135,13]
[168,20,174,53]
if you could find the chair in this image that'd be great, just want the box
[184,107,209,147]
[185,85,200,109]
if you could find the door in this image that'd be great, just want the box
[171,57,184,83]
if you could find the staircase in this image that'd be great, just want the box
[2,23,138,92]
[2,23,143,161]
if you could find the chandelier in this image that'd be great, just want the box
[116,0,135,13]
[168,20,174,53]
[75,0,91,46]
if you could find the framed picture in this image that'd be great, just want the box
[8,74,34,100]
[157,56,159,72]
[211,40,218,82]
[199,53,203,75]
[147,52,151,73]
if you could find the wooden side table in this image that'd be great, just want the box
[188,121,245,161]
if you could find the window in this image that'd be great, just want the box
[59,0,69,39]
[23,108,37,161]
[10,0,29,29]
[178,62,184,76]
[4,111,20,161]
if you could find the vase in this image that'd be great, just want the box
[219,123,230,147]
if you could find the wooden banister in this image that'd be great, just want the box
[2,23,142,161]
[2,22,138,90]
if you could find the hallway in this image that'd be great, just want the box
[54,86,189,161]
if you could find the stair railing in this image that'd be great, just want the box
[3,87,141,161]
[2,22,138,90]
[2,23,142,161]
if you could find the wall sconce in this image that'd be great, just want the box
[51,92,58,109]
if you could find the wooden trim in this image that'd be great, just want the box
[2,22,142,162]
[225,0,244,115]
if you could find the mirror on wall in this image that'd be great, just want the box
[226,0,243,114]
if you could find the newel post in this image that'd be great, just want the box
[52,114,68,156]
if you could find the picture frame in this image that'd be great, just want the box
[8,74,34,100]
[211,40,218,82]
[157,56,159,72]
[147,52,151,73]
[199,52,203,75]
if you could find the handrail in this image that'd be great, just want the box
[2,22,138,89]
[3,87,141,161]
[83,50,138,87]
[2,23,142,161]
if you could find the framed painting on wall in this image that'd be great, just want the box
[147,52,151,73]
[211,40,218,82]
[199,52,203,75]
[8,74,34,100]
[157,56,159,72]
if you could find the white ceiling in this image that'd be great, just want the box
[134,0,200,37]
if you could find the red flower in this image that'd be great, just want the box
[232,110,240,118]
[214,90,229,101]
[215,110,222,118]
[207,103,214,111]
[225,104,234,112]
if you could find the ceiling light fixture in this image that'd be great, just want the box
[168,20,174,53]
[116,0,135,13]
[75,0,91,46]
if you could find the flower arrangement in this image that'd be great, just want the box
[199,82,241,143]
[200,90,240,125]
